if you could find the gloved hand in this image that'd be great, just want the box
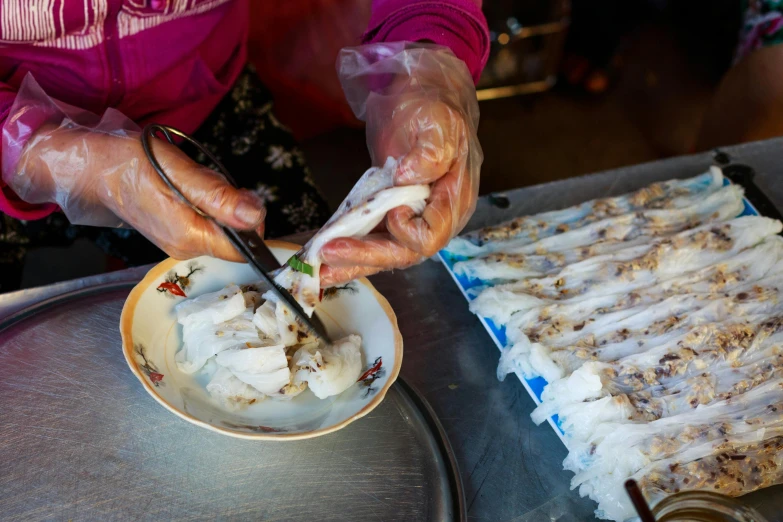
[321,43,482,286]
[2,75,266,261]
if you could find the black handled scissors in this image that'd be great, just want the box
[141,124,331,343]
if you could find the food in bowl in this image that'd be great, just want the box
[175,282,363,409]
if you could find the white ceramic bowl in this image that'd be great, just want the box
[120,241,402,440]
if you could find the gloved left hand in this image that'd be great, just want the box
[320,43,483,285]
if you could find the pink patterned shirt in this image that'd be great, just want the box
[0,0,488,220]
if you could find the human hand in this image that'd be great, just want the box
[11,125,266,261]
[321,43,482,285]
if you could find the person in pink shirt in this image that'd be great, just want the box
[0,0,488,291]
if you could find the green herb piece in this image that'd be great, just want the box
[287,255,314,276]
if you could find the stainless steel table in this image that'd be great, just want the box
[4,138,783,521]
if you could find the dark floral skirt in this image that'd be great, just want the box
[0,65,331,292]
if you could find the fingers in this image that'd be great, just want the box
[386,99,474,258]
[256,221,266,240]
[320,235,421,268]
[152,139,267,231]
[320,265,383,287]
[385,168,462,256]
[319,235,424,286]
[396,125,452,185]
[179,217,248,262]
[118,139,265,262]
[388,114,477,257]
[151,189,265,262]
[178,170,266,231]
[395,103,463,186]
[142,210,246,262]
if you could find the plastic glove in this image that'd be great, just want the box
[2,75,265,261]
[321,42,482,286]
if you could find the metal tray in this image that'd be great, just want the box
[0,283,465,521]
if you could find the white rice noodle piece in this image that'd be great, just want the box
[220,346,308,401]
[499,217,782,301]
[586,425,783,522]
[502,235,783,335]
[612,315,775,377]
[215,345,288,374]
[445,168,724,257]
[473,217,781,325]
[512,269,783,378]
[175,284,245,325]
[230,367,293,397]
[455,238,652,284]
[632,431,783,514]
[553,395,636,444]
[176,310,261,374]
[530,361,610,424]
[635,343,783,418]
[206,367,267,410]
[533,315,783,426]
[468,286,547,326]
[252,300,281,343]
[553,342,783,445]
[484,184,742,259]
[273,157,430,316]
[292,335,363,399]
[543,295,783,376]
[496,335,566,382]
[565,377,783,480]
[567,278,783,349]
[258,290,318,347]
[243,290,264,310]
[496,337,539,381]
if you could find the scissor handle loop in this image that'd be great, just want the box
[141,124,239,219]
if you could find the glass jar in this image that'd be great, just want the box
[652,491,768,522]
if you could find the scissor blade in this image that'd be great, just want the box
[222,228,331,343]
[231,230,281,272]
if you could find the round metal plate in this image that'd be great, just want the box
[0,284,465,521]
